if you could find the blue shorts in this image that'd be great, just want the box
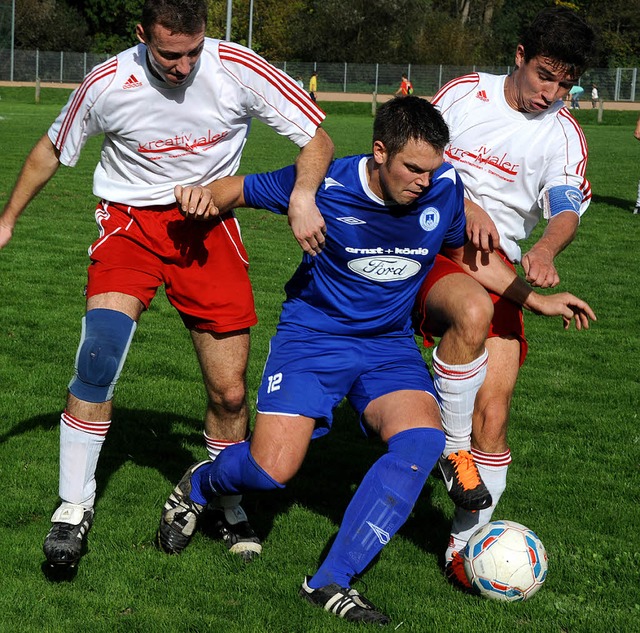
[256,324,436,438]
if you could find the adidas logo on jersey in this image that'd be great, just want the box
[123,74,143,90]
[475,90,489,102]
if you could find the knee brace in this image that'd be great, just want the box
[68,308,137,403]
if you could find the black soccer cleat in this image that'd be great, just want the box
[157,460,210,555]
[43,503,94,568]
[438,451,492,511]
[299,576,391,625]
[209,504,262,561]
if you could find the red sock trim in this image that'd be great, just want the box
[203,432,250,451]
[432,351,488,381]
[61,411,110,437]
[471,448,512,467]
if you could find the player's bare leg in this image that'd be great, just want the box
[446,336,520,583]
[190,328,261,559]
[191,328,250,441]
[157,412,314,556]
[250,413,315,483]
[421,273,493,511]
[44,292,143,569]
[424,273,492,366]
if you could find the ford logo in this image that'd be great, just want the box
[348,256,421,282]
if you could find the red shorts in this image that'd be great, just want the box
[414,252,528,366]
[86,201,257,333]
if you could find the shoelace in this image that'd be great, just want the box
[451,451,482,489]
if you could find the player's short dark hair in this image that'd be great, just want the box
[520,7,596,76]
[373,96,450,158]
[141,0,208,38]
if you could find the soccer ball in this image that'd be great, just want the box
[462,520,548,602]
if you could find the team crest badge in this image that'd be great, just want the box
[419,207,440,231]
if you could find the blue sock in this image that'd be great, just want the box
[190,441,284,505]
[308,427,445,589]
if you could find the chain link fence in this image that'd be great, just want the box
[0,48,637,102]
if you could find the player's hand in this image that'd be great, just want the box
[174,184,220,221]
[521,244,559,288]
[287,194,326,256]
[0,220,13,249]
[525,291,596,330]
[465,199,500,253]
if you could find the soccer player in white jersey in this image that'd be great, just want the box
[0,0,333,570]
[412,7,597,589]
[156,96,594,624]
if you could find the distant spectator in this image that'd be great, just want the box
[295,76,304,89]
[395,73,414,97]
[569,84,584,108]
[309,71,318,102]
[591,83,599,108]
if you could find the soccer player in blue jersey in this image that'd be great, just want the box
[157,96,595,624]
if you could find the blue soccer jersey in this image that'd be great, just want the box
[243,154,466,337]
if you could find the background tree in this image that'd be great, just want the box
[582,0,640,66]
[68,0,141,53]
[206,0,305,59]
[15,0,91,51]
[9,0,640,68]
[288,0,435,63]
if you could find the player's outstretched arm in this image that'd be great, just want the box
[464,198,500,253]
[289,127,334,257]
[521,290,596,331]
[0,135,61,250]
[446,242,596,330]
[521,211,578,288]
[174,176,246,220]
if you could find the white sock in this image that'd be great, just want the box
[445,449,511,561]
[203,432,248,524]
[432,347,488,456]
[203,433,231,460]
[59,411,110,508]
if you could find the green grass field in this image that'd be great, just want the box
[0,87,639,633]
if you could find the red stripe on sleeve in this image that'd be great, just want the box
[432,73,479,106]
[55,58,118,151]
[219,43,324,128]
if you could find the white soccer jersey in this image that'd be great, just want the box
[48,39,325,207]
[432,72,590,263]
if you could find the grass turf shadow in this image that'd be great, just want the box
[3,404,452,574]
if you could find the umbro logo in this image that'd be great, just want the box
[367,521,390,545]
[123,74,143,89]
[337,216,366,225]
[475,90,489,102]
